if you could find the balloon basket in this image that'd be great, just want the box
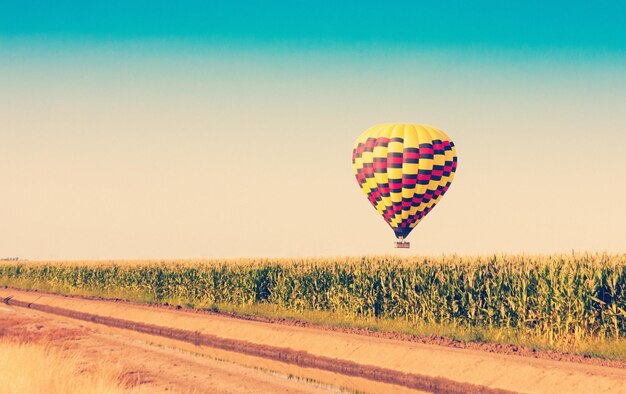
[394,240,410,249]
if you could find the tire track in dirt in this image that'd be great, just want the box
[3,295,510,394]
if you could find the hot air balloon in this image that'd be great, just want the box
[352,124,457,248]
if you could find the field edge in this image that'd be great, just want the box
[3,282,626,366]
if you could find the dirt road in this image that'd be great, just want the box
[2,288,625,393]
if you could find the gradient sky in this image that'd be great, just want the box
[1,2,625,259]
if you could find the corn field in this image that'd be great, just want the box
[1,254,625,342]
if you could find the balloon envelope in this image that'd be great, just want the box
[352,123,458,239]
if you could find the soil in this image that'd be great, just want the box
[2,288,626,394]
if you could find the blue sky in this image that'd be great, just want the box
[2,1,625,52]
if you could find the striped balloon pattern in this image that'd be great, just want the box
[352,124,458,239]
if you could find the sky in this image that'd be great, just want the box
[1,2,625,260]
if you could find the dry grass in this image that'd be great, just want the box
[0,340,143,394]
